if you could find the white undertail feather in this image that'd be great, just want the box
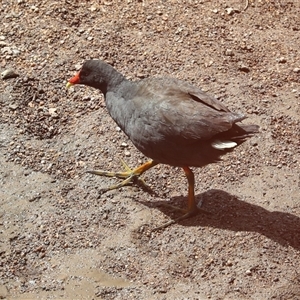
[211,140,237,150]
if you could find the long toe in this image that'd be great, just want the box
[158,203,187,214]
[152,207,199,231]
[87,168,137,193]
[99,176,136,193]
[153,204,213,231]
[87,169,133,179]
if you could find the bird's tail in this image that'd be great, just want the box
[231,124,259,141]
[211,124,259,150]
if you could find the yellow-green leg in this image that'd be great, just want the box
[87,160,158,192]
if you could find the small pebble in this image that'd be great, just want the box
[245,269,252,275]
[9,104,18,110]
[226,260,233,266]
[225,7,239,15]
[1,69,19,79]
[12,49,20,56]
[1,46,12,54]
[48,107,58,117]
[278,57,287,63]
[225,49,234,56]
[238,64,250,73]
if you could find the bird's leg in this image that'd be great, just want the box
[153,166,200,230]
[87,160,158,192]
[183,166,199,213]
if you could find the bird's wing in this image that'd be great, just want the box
[178,79,231,113]
[132,78,245,143]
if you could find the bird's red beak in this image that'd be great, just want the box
[66,71,80,88]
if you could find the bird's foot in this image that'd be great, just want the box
[158,196,204,213]
[152,197,208,231]
[152,208,199,231]
[87,159,153,193]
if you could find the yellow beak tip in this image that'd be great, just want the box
[66,82,73,89]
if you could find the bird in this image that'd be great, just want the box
[67,59,259,230]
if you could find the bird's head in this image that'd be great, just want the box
[66,60,118,93]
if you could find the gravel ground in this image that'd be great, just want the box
[0,0,300,299]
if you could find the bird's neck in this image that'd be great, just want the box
[99,63,128,95]
[107,71,127,93]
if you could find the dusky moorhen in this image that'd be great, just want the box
[67,60,259,229]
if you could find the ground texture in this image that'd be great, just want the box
[0,0,300,299]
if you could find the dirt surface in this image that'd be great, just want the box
[1,0,300,299]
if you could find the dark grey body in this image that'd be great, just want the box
[75,60,259,167]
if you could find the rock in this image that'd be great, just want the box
[278,57,287,63]
[293,67,300,73]
[225,49,234,56]
[245,269,252,275]
[226,7,234,15]
[136,72,146,79]
[250,139,258,147]
[12,49,20,56]
[75,63,82,70]
[48,107,59,117]
[0,285,8,299]
[225,7,240,15]
[1,69,19,79]
[30,5,39,12]
[1,46,13,55]
[9,104,18,110]
[238,64,250,73]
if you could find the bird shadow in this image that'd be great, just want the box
[139,189,300,250]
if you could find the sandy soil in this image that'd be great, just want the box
[0,0,300,299]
